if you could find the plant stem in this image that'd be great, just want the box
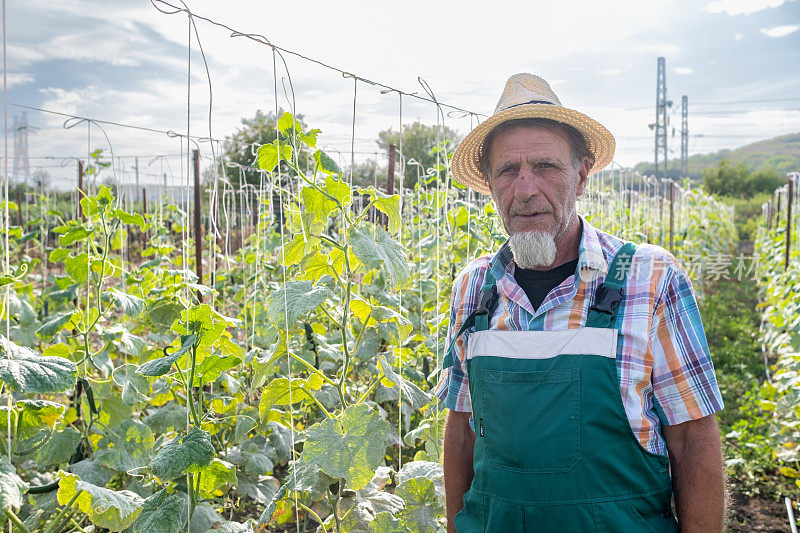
[297,502,328,533]
[4,508,31,533]
[44,491,81,533]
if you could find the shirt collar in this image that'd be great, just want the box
[487,216,608,279]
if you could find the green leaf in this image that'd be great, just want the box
[192,353,241,386]
[35,426,82,467]
[325,175,352,207]
[265,280,331,327]
[146,300,184,333]
[12,399,65,439]
[136,334,196,377]
[94,419,155,473]
[58,226,92,246]
[395,461,444,532]
[299,128,321,148]
[257,141,293,173]
[371,512,411,533]
[0,335,77,393]
[36,312,74,337]
[103,288,145,318]
[277,112,302,135]
[258,375,324,418]
[302,404,388,490]
[378,356,432,410]
[111,208,146,227]
[113,364,151,405]
[149,428,214,482]
[348,227,411,287]
[132,489,187,533]
[0,457,27,510]
[369,188,401,233]
[143,404,188,434]
[57,471,144,532]
[194,458,237,498]
[302,187,338,224]
[65,252,89,283]
[314,149,342,175]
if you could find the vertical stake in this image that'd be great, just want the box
[135,156,140,204]
[142,187,148,247]
[193,149,203,284]
[669,180,675,254]
[786,177,794,270]
[77,160,84,221]
[776,191,782,228]
[384,144,396,228]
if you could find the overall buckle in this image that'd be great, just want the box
[589,284,623,316]
[475,285,498,315]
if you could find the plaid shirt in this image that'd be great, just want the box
[434,217,724,455]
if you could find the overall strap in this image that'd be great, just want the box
[442,269,499,369]
[585,242,638,329]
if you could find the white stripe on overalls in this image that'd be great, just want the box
[465,328,618,360]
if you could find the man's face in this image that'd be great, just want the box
[487,125,589,238]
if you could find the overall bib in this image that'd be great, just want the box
[445,243,679,532]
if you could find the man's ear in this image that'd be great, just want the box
[575,157,591,196]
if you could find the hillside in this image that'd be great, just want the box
[634,132,800,179]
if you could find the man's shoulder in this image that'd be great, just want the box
[450,255,493,304]
[594,227,684,277]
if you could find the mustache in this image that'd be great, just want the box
[510,207,552,216]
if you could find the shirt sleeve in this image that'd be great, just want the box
[649,258,724,425]
[433,260,487,412]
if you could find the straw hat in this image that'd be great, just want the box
[451,73,615,195]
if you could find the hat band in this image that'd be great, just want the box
[504,99,556,110]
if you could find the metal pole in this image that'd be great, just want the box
[669,180,675,254]
[78,160,84,221]
[135,156,140,204]
[193,149,203,284]
[786,177,794,270]
[387,144,396,195]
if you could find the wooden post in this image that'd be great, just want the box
[15,188,23,228]
[776,191,782,228]
[77,160,85,221]
[193,149,203,284]
[786,177,794,270]
[669,180,675,254]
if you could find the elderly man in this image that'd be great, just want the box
[435,74,724,532]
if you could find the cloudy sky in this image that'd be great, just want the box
[4,0,800,189]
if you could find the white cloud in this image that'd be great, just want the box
[707,0,787,15]
[761,23,800,37]
[601,68,622,76]
[734,33,744,41]
[7,73,34,88]
[674,67,693,74]
[635,43,679,55]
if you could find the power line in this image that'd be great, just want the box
[151,0,486,121]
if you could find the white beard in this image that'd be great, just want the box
[509,231,557,269]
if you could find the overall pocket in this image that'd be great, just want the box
[480,367,580,473]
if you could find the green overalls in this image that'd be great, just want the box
[444,243,679,532]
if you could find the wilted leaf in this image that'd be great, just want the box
[194,459,237,498]
[57,471,144,531]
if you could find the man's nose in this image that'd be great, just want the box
[514,167,540,201]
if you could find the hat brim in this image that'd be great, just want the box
[451,104,616,195]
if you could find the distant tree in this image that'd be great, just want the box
[702,159,784,198]
[220,110,308,186]
[377,121,460,188]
